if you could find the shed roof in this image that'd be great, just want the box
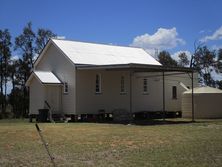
[184,86,222,94]
[26,71,62,86]
[51,39,161,66]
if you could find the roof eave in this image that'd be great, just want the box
[76,63,196,72]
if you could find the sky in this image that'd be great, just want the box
[1,0,222,59]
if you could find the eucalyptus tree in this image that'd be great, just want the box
[192,46,216,86]
[35,28,56,54]
[178,52,190,67]
[0,29,12,113]
[158,51,178,67]
[13,22,56,117]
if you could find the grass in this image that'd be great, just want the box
[0,119,222,166]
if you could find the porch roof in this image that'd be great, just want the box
[76,63,195,73]
[26,71,62,86]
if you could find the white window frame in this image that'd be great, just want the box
[172,86,177,99]
[120,76,126,94]
[95,74,101,94]
[143,78,148,94]
[63,82,68,94]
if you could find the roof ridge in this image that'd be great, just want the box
[51,38,143,50]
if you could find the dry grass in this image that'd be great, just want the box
[0,119,222,166]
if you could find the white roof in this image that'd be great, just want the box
[25,71,61,86]
[184,86,222,94]
[51,39,161,66]
[34,71,61,84]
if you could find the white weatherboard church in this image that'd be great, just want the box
[26,39,197,121]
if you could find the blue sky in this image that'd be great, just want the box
[1,0,222,58]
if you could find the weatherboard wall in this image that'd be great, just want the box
[182,91,222,118]
[29,77,45,114]
[76,70,131,114]
[35,43,76,114]
[132,72,198,112]
[76,70,198,114]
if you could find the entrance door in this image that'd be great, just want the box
[45,85,61,114]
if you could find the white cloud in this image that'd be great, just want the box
[33,53,39,61]
[171,50,192,62]
[6,82,12,94]
[130,27,185,56]
[11,55,20,61]
[211,45,222,50]
[199,30,205,34]
[211,70,222,81]
[200,26,222,42]
[56,36,66,40]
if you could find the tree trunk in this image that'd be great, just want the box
[11,73,15,115]
[0,58,3,113]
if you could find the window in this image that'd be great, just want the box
[172,86,177,99]
[143,78,148,93]
[95,74,101,93]
[63,82,68,94]
[120,76,126,94]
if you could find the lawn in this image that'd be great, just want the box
[0,119,222,167]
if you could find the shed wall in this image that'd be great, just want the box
[182,93,222,118]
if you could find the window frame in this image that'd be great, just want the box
[120,76,126,94]
[143,78,148,94]
[63,82,68,94]
[95,74,102,94]
[172,86,177,99]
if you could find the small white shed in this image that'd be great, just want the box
[182,86,222,119]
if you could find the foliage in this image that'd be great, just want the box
[178,52,190,67]
[192,46,217,86]
[0,29,11,113]
[0,22,56,118]
[35,28,56,54]
[216,48,222,73]
[15,22,36,74]
[158,51,178,67]
[216,80,222,90]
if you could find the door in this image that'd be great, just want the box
[45,85,61,114]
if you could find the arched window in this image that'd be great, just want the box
[95,74,101,93]
[63,82,68,94]
[172,86,177,99]
[143,78,148,93]
[120,76,126,94]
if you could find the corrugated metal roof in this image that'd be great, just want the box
[184,86,222,94]
[52,39,161,66]
[34,71,61,84]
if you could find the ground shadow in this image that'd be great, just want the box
[71,118,202,126]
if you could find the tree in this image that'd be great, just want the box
[15,22,36,71]
[0,29,12,114]
[215,48,222,73]
[8,87,24,118]
[158,51,178,67]
[216,80,222,90]
[178,52,190,67]
[14,22,36,117]
[214,49,222,89]
[8,58,20,115]
[12,22,56,117]
[192,46,216,86]
[35,28,56,54]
